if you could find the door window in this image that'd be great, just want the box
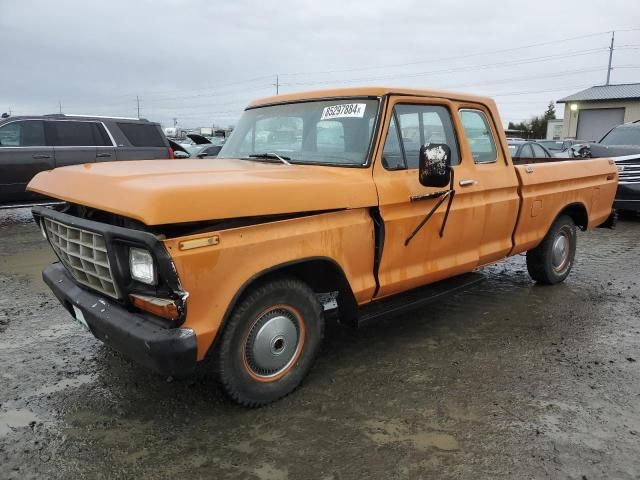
[0,120,46,147]
[394,104,460,168]
[459,109,497,163]
[55,121,102,146]
[531,143,549,158]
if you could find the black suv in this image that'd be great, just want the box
[569,121,640,213]
[0,114,172,207]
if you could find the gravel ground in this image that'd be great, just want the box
[0,208,639,479]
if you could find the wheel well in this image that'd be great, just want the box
[558,203,588,230]
[227,258,359,329]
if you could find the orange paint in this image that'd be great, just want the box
[27,87,618,362]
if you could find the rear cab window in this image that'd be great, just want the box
[459,109,497,163]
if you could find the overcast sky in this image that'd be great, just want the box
[1,0,639,128]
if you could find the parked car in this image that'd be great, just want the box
[569,121,640,212]
[536,139,589,158]
[29,87,617,406]
[0,114,172,207]
[186,143,223,158]
[507,140,554,161]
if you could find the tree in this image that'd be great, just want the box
[508,101,556,139]
[544,101,556,121]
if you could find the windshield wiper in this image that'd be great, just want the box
[247,153,292,166]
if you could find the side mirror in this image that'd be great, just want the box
[419,143,452,188]
[174,150,189,159]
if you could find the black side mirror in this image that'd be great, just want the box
[419,143,452,187]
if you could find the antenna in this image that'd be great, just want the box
[136,95,140,118]
[58,101,62,114]
[606,31,615,85]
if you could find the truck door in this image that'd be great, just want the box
[456,106,520,265]
[0,119,54,204]
[372,97,485,298]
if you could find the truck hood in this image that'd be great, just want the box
[27,159,378,225]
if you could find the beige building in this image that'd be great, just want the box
[557,83,640,141]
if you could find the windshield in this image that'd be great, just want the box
[600,125,640,146]
[218,98,379,166]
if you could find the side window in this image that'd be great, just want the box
[316,120,344,153]
[0,120,46,147]
[92,123,111,146]
[531,144,549,158]
[55,121,96,146]
[395,104,460,169]
[382,115,404,170]
[459,109,497,163]
[117,123,166,147]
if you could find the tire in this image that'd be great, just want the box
[526,214,577,285]
[216,276,324,407]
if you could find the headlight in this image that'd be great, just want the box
[129,247,156,285]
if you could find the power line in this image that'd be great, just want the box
[278,48,608,87]
[280,30,615,77]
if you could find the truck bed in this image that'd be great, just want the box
[510,158,617,255]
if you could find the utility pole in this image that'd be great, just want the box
[136,95,140,118]
[58,101,62,114]
[606,31,615,85]
[274,74,279,95]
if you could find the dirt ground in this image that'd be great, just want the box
[0,208,639,480]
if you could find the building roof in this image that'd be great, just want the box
[557,83,640,103]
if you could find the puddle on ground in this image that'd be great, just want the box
[0,408,41,436]
[0,247,56,289]
[364,419,459,451]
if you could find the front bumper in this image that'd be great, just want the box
[614,184,640,212]
[44,263,197,376]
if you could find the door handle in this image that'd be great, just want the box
[96,153,112,158]
[459,179,476,187]
[32,154,51,159]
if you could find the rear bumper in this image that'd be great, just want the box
[43,263,197,376]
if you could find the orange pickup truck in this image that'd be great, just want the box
[28,87,618,406]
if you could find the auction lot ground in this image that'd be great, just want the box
[0,208,639,479]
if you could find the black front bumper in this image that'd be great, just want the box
[614,184,640,212]
[44,263,197,376]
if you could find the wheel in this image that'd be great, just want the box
[526,214,576,285]
[216,276,324,407]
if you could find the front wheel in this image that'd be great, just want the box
[526,214,577,285]
[216,276,324,407]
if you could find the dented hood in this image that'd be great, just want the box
[27,159,378,225]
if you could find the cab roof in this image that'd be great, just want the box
[248,86,497,109]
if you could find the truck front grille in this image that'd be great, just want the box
[43,218,119,298]
[616,156,640,185]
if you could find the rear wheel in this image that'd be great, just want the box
[526,214,577,285]
[216,276,324,407]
